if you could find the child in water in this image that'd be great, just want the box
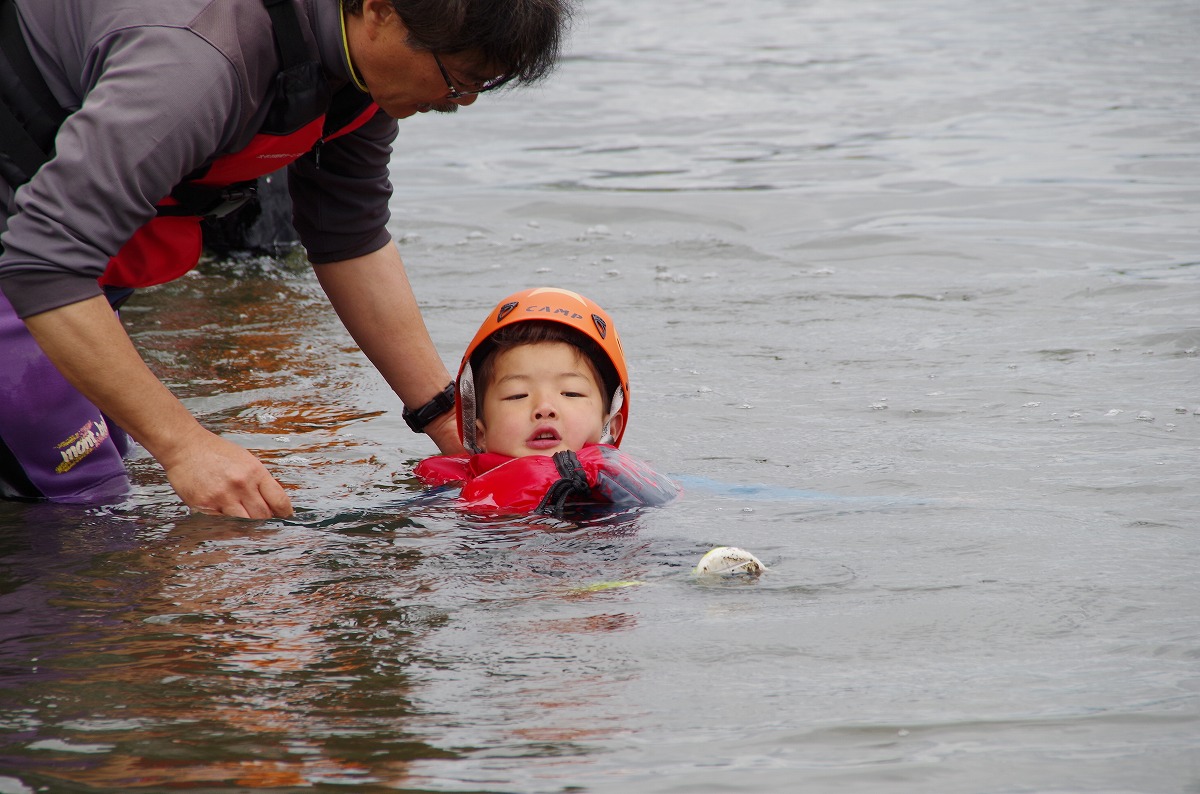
[414,287,679,516]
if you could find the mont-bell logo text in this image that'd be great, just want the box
[55,419,110,474]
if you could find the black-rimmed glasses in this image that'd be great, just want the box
[432,53,513,99]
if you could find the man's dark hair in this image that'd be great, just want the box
[341,0,573,84]
[472,321,619,416]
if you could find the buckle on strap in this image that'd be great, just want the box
[158,182,259,219]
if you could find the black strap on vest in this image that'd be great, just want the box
[0,0,68,188]
[263,0,308,70]
[159,181,261,219]
[536,451,593,518]
[261,0,331,136]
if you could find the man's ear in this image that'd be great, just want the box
[361,0,397,29]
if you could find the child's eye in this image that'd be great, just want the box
[563,391,586,398]
[502,393,528,401]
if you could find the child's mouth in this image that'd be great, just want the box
[527,428,562,450]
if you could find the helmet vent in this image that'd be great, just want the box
[591,314,607,339]
[496,301,519,323]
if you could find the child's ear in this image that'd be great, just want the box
[474,418,487,451]
[605,413,624,444]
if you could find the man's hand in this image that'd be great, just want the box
[25,296,293,518]
[161,425,293,518]
[425,409,467,456]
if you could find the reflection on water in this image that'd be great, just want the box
[3,0,1199,791]
[0,507,662,791]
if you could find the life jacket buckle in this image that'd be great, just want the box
[206,185,258,219]
[158,181,259,219]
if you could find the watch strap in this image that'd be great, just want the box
[403,381,456,433]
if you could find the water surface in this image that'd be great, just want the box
[2,0,1198,792]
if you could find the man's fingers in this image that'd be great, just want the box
[189,500,251,519]
[223,474,292,519]
[257,477,294,518]
[168,435,294,519]
[215,477,292,519]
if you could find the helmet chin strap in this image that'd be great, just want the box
[599,385,625,445]
[458,363,483,453]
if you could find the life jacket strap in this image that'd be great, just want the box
[0,0,68,187]
[537,450,593,518]
[261,0,331,135]
[263,0,309,71]
[159,181,259,219]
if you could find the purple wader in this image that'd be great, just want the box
[0,290,132,501]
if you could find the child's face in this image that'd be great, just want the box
[476,341,615,458]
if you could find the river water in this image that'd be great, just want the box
[2,0,1198,792]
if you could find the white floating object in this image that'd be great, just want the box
[695,546,765,577]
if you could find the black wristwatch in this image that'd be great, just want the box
[402,381,456,433]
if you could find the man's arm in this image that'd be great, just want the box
[314,241,464,455]
[24,296,294,518]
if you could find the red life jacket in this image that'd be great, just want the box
[99,0,379,290]
[99,101,377,290]
[414,444,681,516]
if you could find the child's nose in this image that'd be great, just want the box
[533,398,558,420]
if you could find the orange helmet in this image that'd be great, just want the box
[456,288,630,452]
